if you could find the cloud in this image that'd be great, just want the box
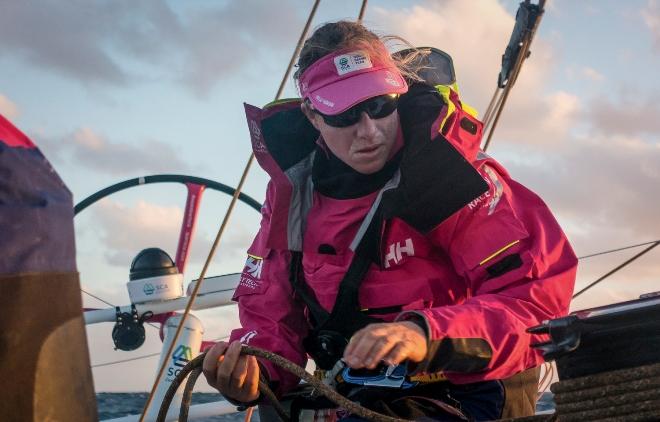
[40,127,190,175]
[0,0,301,95]
[0,0,131,84]
[70,127,190,174]
[90,199,253,269]
[581,66,605,82]
[588,92,660,137]
[374,0,577,147]
[175,0,302,96]
[0,94,19,119]
[503,128,660,288]
[91,199,183,266]
[642,0,660,52]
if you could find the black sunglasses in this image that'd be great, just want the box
[312,94,399,128]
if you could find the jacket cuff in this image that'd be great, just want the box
[222,395,261,410]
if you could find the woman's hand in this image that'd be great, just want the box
[202,340,260,403]
[343,321,427,369]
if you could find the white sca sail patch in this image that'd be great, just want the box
[334,51,373,76]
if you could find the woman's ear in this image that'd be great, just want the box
[301,101,321,131]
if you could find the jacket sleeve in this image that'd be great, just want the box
[398,159,577,384]
[228,181,309,396]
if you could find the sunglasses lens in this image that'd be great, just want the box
[364,95,399,119]
[322,108,361,127]
[317,94,399,128]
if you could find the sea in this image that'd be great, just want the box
[97,392,555,421]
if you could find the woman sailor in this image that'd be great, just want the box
[203,21,577,421]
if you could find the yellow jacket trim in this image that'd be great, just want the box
[479,239,521,266]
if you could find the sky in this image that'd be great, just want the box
[1,0,659,393]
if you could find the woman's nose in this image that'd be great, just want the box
[355,111,377,138]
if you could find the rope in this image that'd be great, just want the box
[178,366,202,421]
[137,3,322,420]
[549,363,660,421]
[156,346,411,422]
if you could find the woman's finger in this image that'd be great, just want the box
[243,356,261,401]
[202,341,229,386]
[383,342,409,366]
[230,355,250,393]
[362,336,397,369]
[216,341,243,392]
[345,324,389,368]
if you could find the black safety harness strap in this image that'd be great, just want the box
[291,205,384,370]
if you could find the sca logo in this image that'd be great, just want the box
[167,345,193,378]
[339,57,350,71]
[142,282,169,296]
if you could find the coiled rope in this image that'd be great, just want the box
[156,346,411,422]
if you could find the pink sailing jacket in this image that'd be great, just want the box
[229,84,577,395]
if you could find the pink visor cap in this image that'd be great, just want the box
[298,48,408,115]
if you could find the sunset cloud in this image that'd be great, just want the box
[581,66,606,82]
[642,0,660,51]
[0,0,302,95]
[374,0,573,147]
[36,126,191,175]
[90,199,252,268]
[588,93,660,137]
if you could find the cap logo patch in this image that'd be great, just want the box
[334,51,373,76]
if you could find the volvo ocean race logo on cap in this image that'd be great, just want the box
[334,51,373,76]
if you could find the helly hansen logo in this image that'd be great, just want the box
[384,238,415,268]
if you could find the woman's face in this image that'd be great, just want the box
[302,104,400,175]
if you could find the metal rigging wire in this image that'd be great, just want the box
[81,288,115,308]
[573,241,660,299]
[91,336,229,369]
[577,240,660,260]
[82,289,162,331]
[358,0,368,23]
[138,2,323,420]
[482,0,546,152]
